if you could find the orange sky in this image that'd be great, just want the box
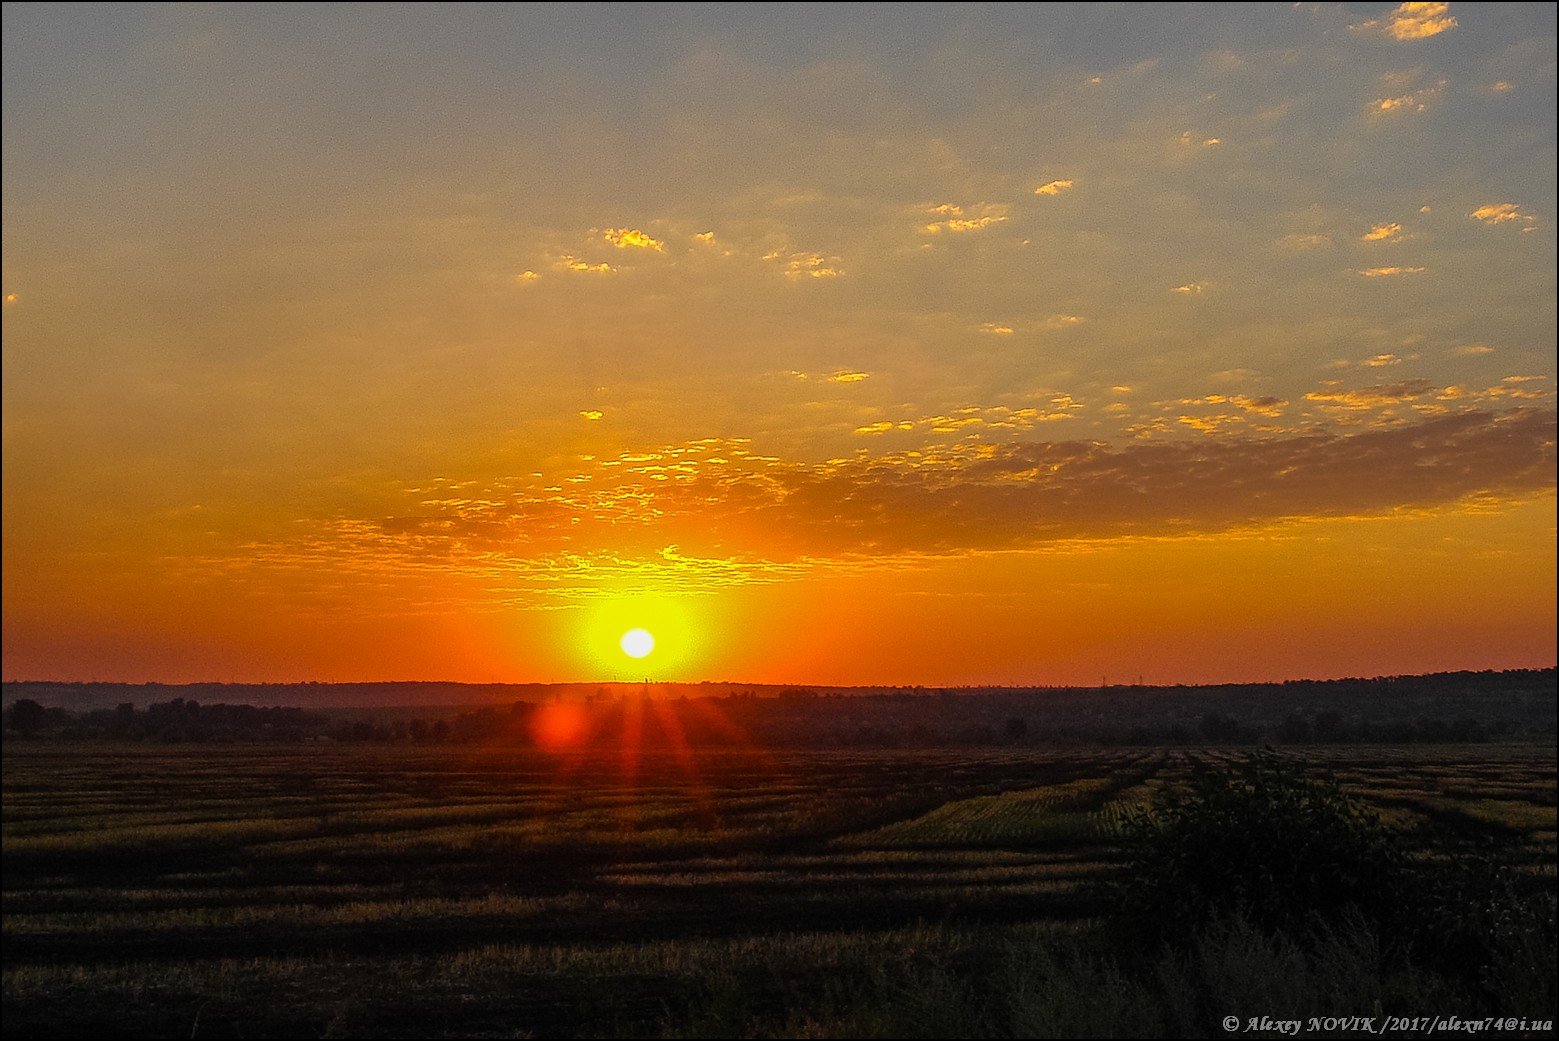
[3,3,1555,685]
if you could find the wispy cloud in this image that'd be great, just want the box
[1034,179,1074,196]
[1277,233,1332,251]
[1359,266,1425,277]
[923,202,1009,234]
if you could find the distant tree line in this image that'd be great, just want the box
[2,698,320,742]
[3,672,1552,747]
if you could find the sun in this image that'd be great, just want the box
[619,628,655,659]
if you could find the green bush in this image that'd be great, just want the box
[1111,751,1411,942]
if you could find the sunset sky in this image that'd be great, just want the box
[3,2,1555,686]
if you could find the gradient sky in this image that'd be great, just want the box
[3,2,1555,686]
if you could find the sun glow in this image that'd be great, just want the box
[576,596,705,679]
[620,628,655,659]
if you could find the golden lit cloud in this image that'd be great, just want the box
[1353,2,1458,41]
[1361,223,1404,242]
[580,410,604,421]
[828,370,870,383]
[1171,393,1288,418]
[516,270,541,283]
[599,227,665,251]
[1034,179,1074,196]
[1044,314,1085,328]
[923,203,1009,234]
[764,250,844,280]
[1452,344,1495,357]
[1306,379,1434,408]
[1363,354,1404,367]
[231,409,1554,598]
[555,255,614,274]
[1469,203,1536,228]
[1359,266,1425,277]
[1373,81,1445,113]
[1172,282,1205,294]
[977,323,1015,336]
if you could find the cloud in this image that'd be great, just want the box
[1171,393,1288,418]
[1353,2,1458,41]
[248,410,1556,597]
[1451,344,1495,357]
[579,410,604,421]
[828,370,870,383]
[1172,283,1205,294]
[555,255,614,274]
[1277,233,1332,251]
[599,227,665,251]
[1372,81,1445,113]
[977,323,1015,336]
[516,270,541,283]
[923,203,1009,234]
[1034,179,1074,196]
[1362,354,1404,367]
[1469,203,1536,228]
[1305,379,1434,408]
[1043,314,1085,328]
[693,231,717,244]
[1361,223,1404,242]
[1176,131,1223,148]
[765,251,843,280]
[1359,266,1425,277]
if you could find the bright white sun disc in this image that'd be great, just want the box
[620,628,655,659]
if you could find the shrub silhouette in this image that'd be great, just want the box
[1113,751,1409,942]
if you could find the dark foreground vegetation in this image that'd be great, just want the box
[2,738,1554,1038]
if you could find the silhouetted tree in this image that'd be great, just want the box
[4,699,46,735]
